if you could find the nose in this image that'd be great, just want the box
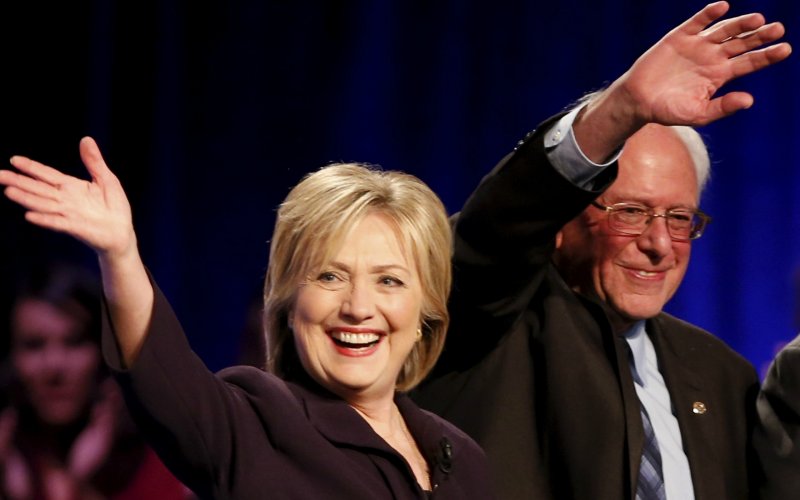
[36,346,69,380]
[636,216,674,260]
[43,345,69,368]
[340,282,376,322]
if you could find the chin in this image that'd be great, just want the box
[38,409,84,426]
[31,397,88,426]
[622,304,666,323]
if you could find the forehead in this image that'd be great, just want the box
[608,125,699,207]
[12,299,87,342]
[325,212,415,269]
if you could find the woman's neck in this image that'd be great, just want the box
[351,399,431,491]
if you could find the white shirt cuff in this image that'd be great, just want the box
[544,104,622,188]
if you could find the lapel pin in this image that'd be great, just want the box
[692,401,707,415]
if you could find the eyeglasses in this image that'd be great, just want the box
[590,201,711,241]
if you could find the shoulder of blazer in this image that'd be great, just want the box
[647,312,756,377]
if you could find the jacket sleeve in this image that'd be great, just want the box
[440,113,617,371]
[101,278,296,497]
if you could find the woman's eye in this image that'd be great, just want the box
[317,272,339,282]
[314,271,349,290]
[18,337,45,352]
[379,276,404,287]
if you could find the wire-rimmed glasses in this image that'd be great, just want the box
[590,201,711,241]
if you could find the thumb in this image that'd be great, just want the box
[79,136,114,184]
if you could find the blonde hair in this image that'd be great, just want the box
[263,163,452,391]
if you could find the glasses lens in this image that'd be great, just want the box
[609,205,649,233]
[606,204,707,240]
[666,211,695,240]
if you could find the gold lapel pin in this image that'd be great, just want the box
[692,401,707,415]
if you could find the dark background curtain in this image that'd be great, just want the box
[1,1,797,376]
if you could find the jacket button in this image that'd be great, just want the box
[692,401,707,414]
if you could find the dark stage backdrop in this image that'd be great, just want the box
[1,1,798,376]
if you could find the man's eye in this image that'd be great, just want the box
[620,206,647,215]
[669,212,692,222]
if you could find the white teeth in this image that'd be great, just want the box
[331,331,380,345]
[636,270,657,277]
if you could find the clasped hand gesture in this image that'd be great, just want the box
[0,137,135,259]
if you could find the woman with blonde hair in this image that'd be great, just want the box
[0,138,493,499]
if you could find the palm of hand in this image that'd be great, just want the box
[0,137,135,258]
[620,2,789,127]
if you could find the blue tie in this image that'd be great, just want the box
[626,339,667,500]
[636,397,666,500]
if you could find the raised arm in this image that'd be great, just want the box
[575,1,791,162]
[0,137,150,366]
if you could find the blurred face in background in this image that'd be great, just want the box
[11,298,101,426]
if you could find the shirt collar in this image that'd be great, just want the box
[623,320,648,386]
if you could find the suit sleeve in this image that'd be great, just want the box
[439,114,618,371]
[753,335,800,499]
[101,278,295,497]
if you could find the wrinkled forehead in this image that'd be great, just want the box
[611,126,699,206]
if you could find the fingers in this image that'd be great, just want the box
[717,22,786,58]
[716,91,755,116]
[0,169,60,202]
[0,159,73,233]
[701,13,766,44]
[728,42,793,79]
[79,136,115,186]
[8,155,71,187]
[24,211,72,233]
[697,92,755,125]
[4,184,64,215]
[679,1,730,35]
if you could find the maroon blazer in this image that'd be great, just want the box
[413,117,760,500]
[102,284,494,500]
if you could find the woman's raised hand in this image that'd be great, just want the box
[2,138,153,366]
[0,137,136,260]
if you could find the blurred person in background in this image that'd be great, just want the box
[0,264,190,500]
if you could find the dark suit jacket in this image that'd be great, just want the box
[754,333,800,499]
[413,118,760,499]
[102,283,494,500]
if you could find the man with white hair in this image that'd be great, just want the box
[414,3,791,499]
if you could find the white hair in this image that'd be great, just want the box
[570,91,711,197]
[670,125,710,197]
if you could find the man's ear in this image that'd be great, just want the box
[555,230,563,250]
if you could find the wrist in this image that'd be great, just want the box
[573,81,647,162]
